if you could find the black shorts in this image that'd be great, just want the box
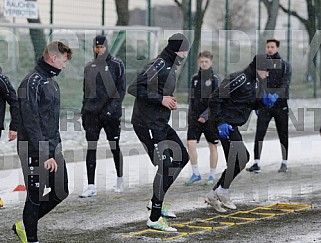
[82,113,121,141]
[187,120,219,144]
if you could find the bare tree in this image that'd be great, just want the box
[207,0,255,31]
[280,0,317,43]
[112,0,129,63]
[258,0,280,51]
[27,18,46,62]
[174,0,210,78]
[261,0,280,31]
[279,0,320,82]
[27,0,46,62]
[174,0,190,30]
[115,0,129,26]
[193,0,210,63]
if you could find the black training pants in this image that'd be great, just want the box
[20,152,69,242]
[214,127,250,190]
[83,113,123,184]
[254,104,289,161]
[133,124,189,203]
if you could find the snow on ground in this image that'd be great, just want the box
[1,97,321,208]
[1,133,321,208]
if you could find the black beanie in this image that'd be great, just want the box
[253,54,273,71]
[93,35,108,47]
[167,33,190,52]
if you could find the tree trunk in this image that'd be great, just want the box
[306,0,317,80]
[182,0,190,30]
[173,0,190,92]
[113,0,128,63]
[115,0,129,26]
[174,0,190,29]
[27,18,47,62]
[173,0,210,93]
[259,0,280,52]
[191,0,207,74]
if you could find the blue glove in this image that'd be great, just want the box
[262,91,270,107]
[262,91,279,108]
[268,93,279,104]
[217,123,234,139]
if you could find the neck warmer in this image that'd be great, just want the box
[37,58,61,77]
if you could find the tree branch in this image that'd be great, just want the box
[174,0,182,8]
[279,3,309,27]
[201,0,210,17]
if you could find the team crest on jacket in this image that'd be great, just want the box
[194,80,198,87]
[205,79,212,86]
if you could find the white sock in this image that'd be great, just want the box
[29,242,39,243]
[217,185,229,194]
[282,160,288,165]
[210,168,216,178]
[254,159,260,166]
[88,184,95,190]
[208,189,215,198]
[192,164,200,176]
[21,221,25,230]
[117,177,123,185]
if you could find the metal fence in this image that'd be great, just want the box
[0,23,162,111]
[0,0,320,98]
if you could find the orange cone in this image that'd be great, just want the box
[0,197,3,208]
[13,185,26,192]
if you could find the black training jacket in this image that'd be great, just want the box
[81,53,126,119]
[0,73,18,131]
[128,47,178,130]
[188,68,220,123]
[17,58,62,158]
[263,52,291,108]
[209,64,263,127]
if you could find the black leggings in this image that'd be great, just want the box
[254,105,289,160]
[85,116,123,184]
[20,152,69,242]
[214,127,250,190]
[133,124,189,203]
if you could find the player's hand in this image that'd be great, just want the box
[197,117,206,123]
[217,123,234,139]
[162,96,177,110]
[8,130,17,141]
[44,158,58,172]
[262,91,279,108]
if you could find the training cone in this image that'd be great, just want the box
[0,198,3,208]
[13,185,26,192]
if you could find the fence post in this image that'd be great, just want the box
[224,0,230,77]
[50,0,53,41]
[102,0,105,35]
